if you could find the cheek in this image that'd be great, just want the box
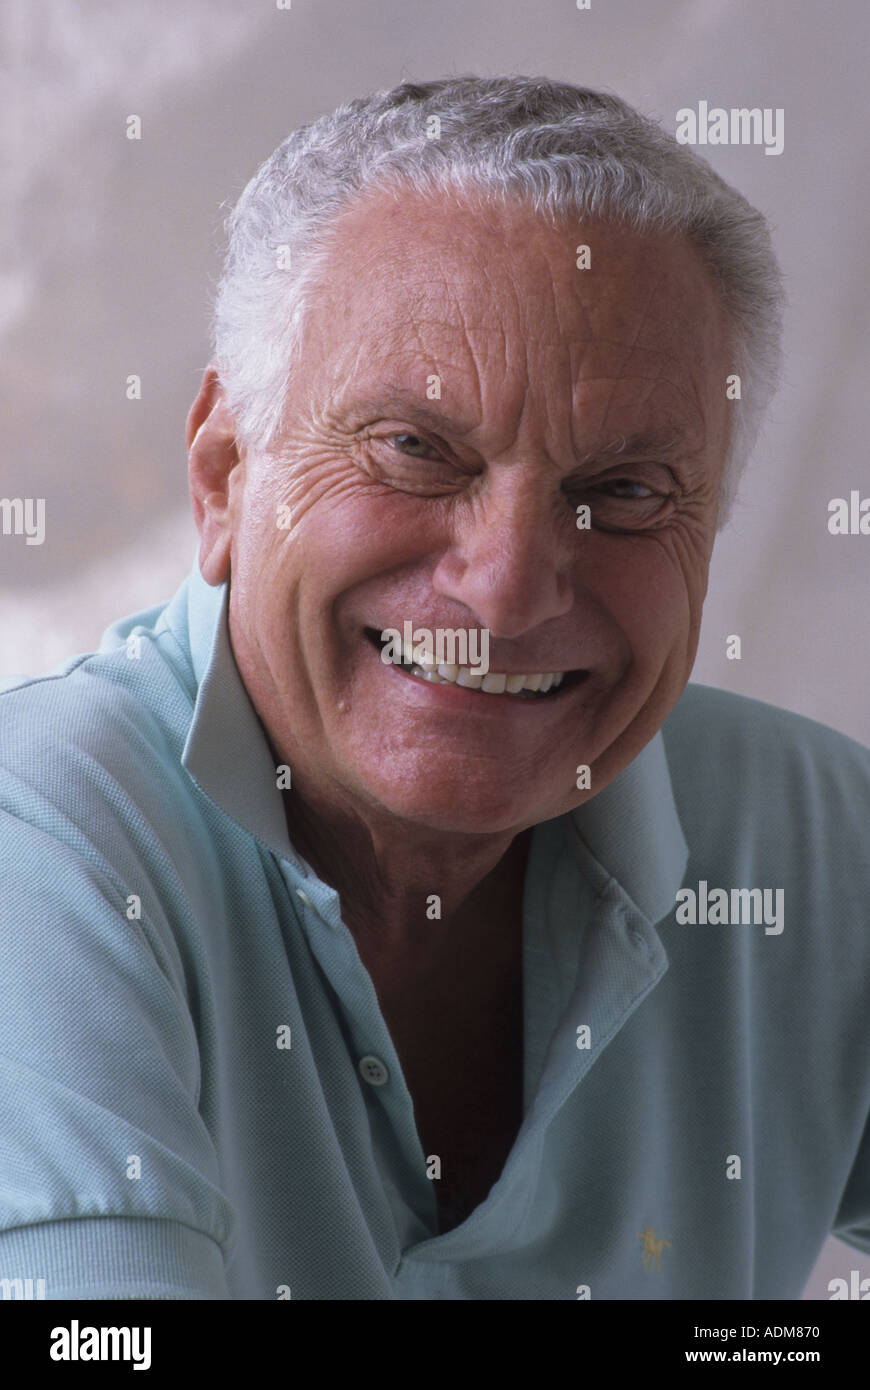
[280,448,440,553]
[241,484,442,666]
[304,491,450,610]
[586,537,700,653]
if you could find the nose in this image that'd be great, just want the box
[431,474,576,639]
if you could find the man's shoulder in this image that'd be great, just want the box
[663,681,870,828]
[0,593,232,978]
[666,681,870,765]
[0,610,197,837]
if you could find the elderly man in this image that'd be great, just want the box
[2,76,869,1302]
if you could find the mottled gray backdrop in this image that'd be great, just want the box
[2,0,868,1299]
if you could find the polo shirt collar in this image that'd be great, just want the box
[177,560,310,876]
[568,732,689,926]
[174,558,688,924]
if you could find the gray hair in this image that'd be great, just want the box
[212,75,785,528]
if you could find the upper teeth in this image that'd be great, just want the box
[392,640,564,695]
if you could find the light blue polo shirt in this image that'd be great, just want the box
[1,557,869,1300]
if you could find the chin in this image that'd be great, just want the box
[365,775,547,836]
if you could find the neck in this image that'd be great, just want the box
[281,772,532,965]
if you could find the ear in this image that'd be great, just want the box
[187,366,242,585]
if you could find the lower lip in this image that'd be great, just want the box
[365,637,587,712]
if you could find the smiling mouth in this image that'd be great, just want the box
[363,628,587,700]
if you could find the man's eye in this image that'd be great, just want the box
[596,478,656,499]
[389,433,440,459]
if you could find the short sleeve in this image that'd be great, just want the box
[0,804,236,1299]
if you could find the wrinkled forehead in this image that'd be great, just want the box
[297,187,732,446]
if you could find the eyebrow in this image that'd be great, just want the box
[345,390,694,463]
[572,431,687,467]
[344,390,476,437]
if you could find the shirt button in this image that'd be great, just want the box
[296,889,312,906]
[358,1055,389,1087]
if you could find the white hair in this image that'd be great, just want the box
[212,75,785,528]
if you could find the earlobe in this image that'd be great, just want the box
[187,366,241,585]
[196,499,234,586]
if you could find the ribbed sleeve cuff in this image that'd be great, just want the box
[0,1217,228,1299]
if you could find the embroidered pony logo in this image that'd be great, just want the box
[639,1226,671,1271]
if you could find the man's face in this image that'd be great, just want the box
[199,190,732,835]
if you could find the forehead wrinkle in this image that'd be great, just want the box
[616,273,667,362]
[412,234,559,365]
[571,339,721,443]
[401,321,505,437]
[317,210,724,468]
[565,310,716,425]
[370,269,515,370]
[325,322,487,434]
[416,283,532,445]
[568,370,708,460]
[465,260,577,452]
[573,248,718,353]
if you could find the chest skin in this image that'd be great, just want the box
[378,929,524,1233]
[357,832,531,1234]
